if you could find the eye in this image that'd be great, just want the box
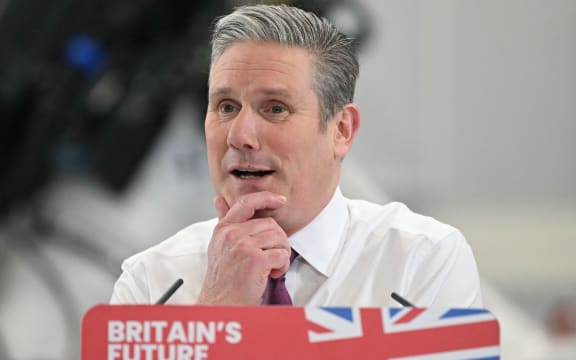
[270,105,286,114]
[216,101,240,119]
[262,102,289,121]
[219,103,237,113]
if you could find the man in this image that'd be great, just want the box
[110,4,482,307]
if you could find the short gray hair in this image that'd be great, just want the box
[210,4,359,125]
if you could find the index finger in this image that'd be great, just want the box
[221,191,286,224]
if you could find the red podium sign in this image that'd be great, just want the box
[82,305,499,359]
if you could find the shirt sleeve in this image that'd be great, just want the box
[109,260,151,304]
[403,230,483,308]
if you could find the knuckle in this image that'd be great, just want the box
[214,222,227,233]
[234,239,252,254]
[222,227,239,242]
[274,227,288,241]
[263,217,277,228]
[215,224,238,243]
[238,196,252,208]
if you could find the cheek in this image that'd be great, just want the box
[282,133,333,175]
[205,124,228,174]
[205,118,229,147]
[273,135,300,156]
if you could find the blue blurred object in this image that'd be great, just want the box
[52,142,91,173]
[65,35,106,78]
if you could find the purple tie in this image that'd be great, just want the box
[261,250,298,305]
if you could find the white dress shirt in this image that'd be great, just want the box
[110,188,482,307]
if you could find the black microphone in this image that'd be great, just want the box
[391,292,414,307]
[155,278,184,305]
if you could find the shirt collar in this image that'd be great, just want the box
[289,187,348,277]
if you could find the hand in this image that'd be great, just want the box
[196,191,291,305]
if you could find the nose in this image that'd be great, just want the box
[227,107,260,151]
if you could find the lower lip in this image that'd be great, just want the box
[229,173,275,188]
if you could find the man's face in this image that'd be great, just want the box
[205,41,344,235]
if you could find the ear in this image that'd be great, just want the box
[333,103,360,160]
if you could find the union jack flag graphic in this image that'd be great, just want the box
[305,307,363,343]
[305,307,500,359]
[384,308,497,333]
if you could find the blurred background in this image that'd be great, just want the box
[0,0,574,358]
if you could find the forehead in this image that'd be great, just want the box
[209,41,315,93]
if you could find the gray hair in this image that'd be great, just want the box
[210,4,359,125]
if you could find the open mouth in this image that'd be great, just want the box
[230,169,275,179]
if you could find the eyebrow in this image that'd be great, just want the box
[208,87,294,101]
[209,87,233,98]
[257,88,293,99]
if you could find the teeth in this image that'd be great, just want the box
[232,169,274,178]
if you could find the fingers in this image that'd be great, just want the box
[247,230,290,279]
[214,221,290,269]
[201,191,290,305]
[218,217,288,247]
[221,192,286,224]
[265,248,291,279]
[245,225,290,252]
[198,228,290,305]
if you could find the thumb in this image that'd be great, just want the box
[214,196,230,219]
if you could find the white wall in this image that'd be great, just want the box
[351,1,576,355]
[352,0,576,285]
